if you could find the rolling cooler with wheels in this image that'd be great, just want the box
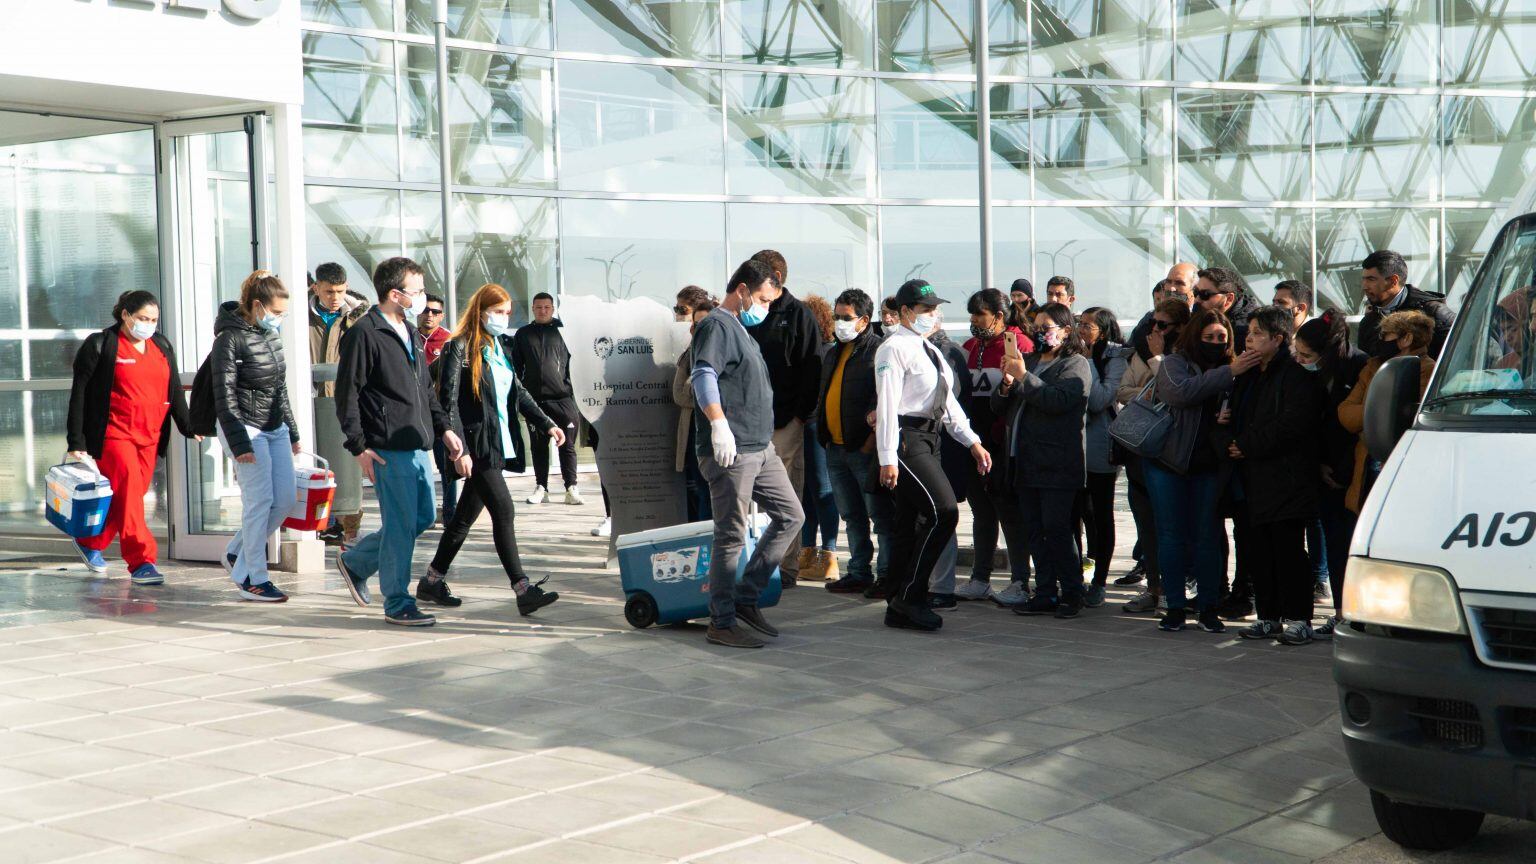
[616,512,781,628]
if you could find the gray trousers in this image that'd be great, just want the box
[699,445,804,629]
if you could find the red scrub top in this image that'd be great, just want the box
[105,333,172,447]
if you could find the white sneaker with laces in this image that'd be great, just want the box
[993,581,1029,606]
[591,517,612,537]
[526,486,548,505]
[955,579,994,601]
[564,486,585,505]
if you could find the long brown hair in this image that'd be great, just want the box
[1176,308,1235,367]
[452,283,513,399]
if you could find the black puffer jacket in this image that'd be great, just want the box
[211,301,299,456]
[1357,285,1457,359]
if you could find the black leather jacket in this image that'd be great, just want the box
[437,335,553,472]
[211,301,299,456]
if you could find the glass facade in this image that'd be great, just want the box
[299,0,1530,320]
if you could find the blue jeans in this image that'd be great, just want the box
[341,449,436,617]
[1143,462,1225,611]
[800,422,839,551]
[928,535,959,594]
[825,443,889,582]
[683,428,712,523]
[433,439,457,524]
[222,424,295,586]
[1307,518,1327,583]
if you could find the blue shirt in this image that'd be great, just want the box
[485,342,517,459]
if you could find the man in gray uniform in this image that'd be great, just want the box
[691,259,805,648]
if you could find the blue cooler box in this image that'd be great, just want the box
[617,515,782,628]
[45,462,113,539]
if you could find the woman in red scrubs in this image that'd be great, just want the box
[66,291,198,585]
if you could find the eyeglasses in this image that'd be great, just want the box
[834,314,861,322]
[673,305,690,316]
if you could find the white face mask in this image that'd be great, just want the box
[910,313,939,334]
[398,289,426,319]
[834,319,861,343]
[484,312,510,336]
[129,320,156,341]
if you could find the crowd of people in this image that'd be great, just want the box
[62,247,1456,642]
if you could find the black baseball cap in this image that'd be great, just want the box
[893,279,947,308]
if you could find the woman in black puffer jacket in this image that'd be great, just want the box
[212,271,302,603]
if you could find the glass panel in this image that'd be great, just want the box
[987,84,1032,200]
[877,0,974,73]
[1176,90,1310,202]
[557,0,722,60]
[557,60,725,195]
[305,186,402,291]
[404,48,555,188]
[1176,0,1311,84]
[725,72,876,198]
[992,206,1032,290]
[1444,95,1536,204]
[1444,0,1536,89]
[989,0,1030,75]
[1030,0,1173,80]
[403,190,445,296]
[1031,84,1171,202]
[878,80,978,200]
[1314,0,1439,86]
[727,203,877,297]
[560,199,726,304]
[1444,207,1502,306]
[302,0,394,29]
[881,205,981,296]
[1180,207,1313,303]
[723,0,875,68]
[405,0,553,48]
[1316,207,1440,312]
[1315,93,1438,203]
[0,161,14,330]
[454,193,559,326]
[303,33,399,181]
[1035,207,1174,316]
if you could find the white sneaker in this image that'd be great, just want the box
[954,579,994,601]
[564,486,585,506]
[591,517,611,537]
[993,581,1029,606]
[526,486,547,505]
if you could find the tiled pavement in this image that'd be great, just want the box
[2,476,1532,864]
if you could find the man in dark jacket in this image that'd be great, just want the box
[335,257,466,627]
[746,249,820,586]
[1356,248,1455,359]
[1197,266,1259,343]
[511,292,584,505]
[1214,306,1324,645]
[817,289,888,594]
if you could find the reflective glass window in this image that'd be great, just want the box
[303,33,398,181]
[301,0,394,29]
[987,84,1033,200]
[1314,0,1439,86]
[726,72,875,198]
[1176,0,1310,84]
[403,190,445,295]
[1443,96,1536,204]
[724,0,875,68]
[1316,94,1438,203]
[882,205,981,296]
[557,0,722,60]
[1444,207,1502,305]
[877,0,975,73]
[1176,90,1311,202]
[1035,207,1174,315]
[1180,207,1313,302]
[1032,85,1171,202]
[990,0,1031,76]
[727,203,877,297]
[1030,0,1172,80]
[305,186,402,294]
[454,194,559,324]
[558,60,725,195]
[1316,207,1440,310]
[405,0,553,48]
[560,199,726,304]
[992,206,1033,287]
[402,48,555,188]
[878,80,978,200]
[1444,0,1536,89]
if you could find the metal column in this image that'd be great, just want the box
[975,0,994,291]
[435,0,455,314]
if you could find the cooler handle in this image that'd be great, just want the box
[57,453,103,480]
[294,451,330,472]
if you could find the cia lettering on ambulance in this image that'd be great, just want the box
[1442,512,1536,549]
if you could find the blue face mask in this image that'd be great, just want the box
[484,313,510,336]
[739,301,769,327]
[1301,361,1320,372]
[259,312,284,332]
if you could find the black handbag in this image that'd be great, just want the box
[1108,380,1172,459]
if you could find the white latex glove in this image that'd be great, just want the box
[710,417,738,468]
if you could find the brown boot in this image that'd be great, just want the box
[819,550,840,583]
[796,547,817,580]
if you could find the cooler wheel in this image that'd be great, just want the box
[624,592,659,629]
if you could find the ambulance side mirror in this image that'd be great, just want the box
[1364,356,1422,463]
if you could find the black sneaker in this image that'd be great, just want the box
[337,551,371,607]
[317,523,345,546]
[221,553,237,575]
[737,605,779,637]
[1053,600,1081,619]
[1197,609,1226,633]
[1013,594,1059,616]
[1216,595,1254,621]
[706,624,765,648]
[516,579,559,616]
[826,575,872,594]
[415,575,462,607]
[928,592,958,610]
[386,606,436,627]
[1159,608,1188,632]
[862,581,891,601]
[1114,562,1146,586]
[885,600,943,631]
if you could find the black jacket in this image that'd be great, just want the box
[66,324,194,460]
[746,288,822,428]
[1213,351,1323,525]
[993,352,1092,490]
[1317,347,1368,488]
[932,330,974,501]
[335,307,452,456]
[437,336,553,472]
[510,320,574,402]
[815,326,883,451]
[1358,285,1456,359]
[210,302,300,456]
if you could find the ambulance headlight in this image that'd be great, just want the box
[1342,558,1464,635]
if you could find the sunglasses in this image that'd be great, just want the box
[422,308,444,316]
[1152,320,1175,330]
[673,305,691,316]
[1194,289,1229,301]
[834,313,862,322]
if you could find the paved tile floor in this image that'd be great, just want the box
[2,475,1532,863]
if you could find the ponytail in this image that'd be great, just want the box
[112,290,159,325]
[239,270,289,322]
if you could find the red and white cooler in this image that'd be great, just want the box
[284,452,336,532]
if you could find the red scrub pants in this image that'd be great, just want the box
[78,437,159,572]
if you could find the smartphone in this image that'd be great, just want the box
[1003,335,1020,359]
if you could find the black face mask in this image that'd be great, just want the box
[1198,342,1229,365]
[1373,338,1401,361]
